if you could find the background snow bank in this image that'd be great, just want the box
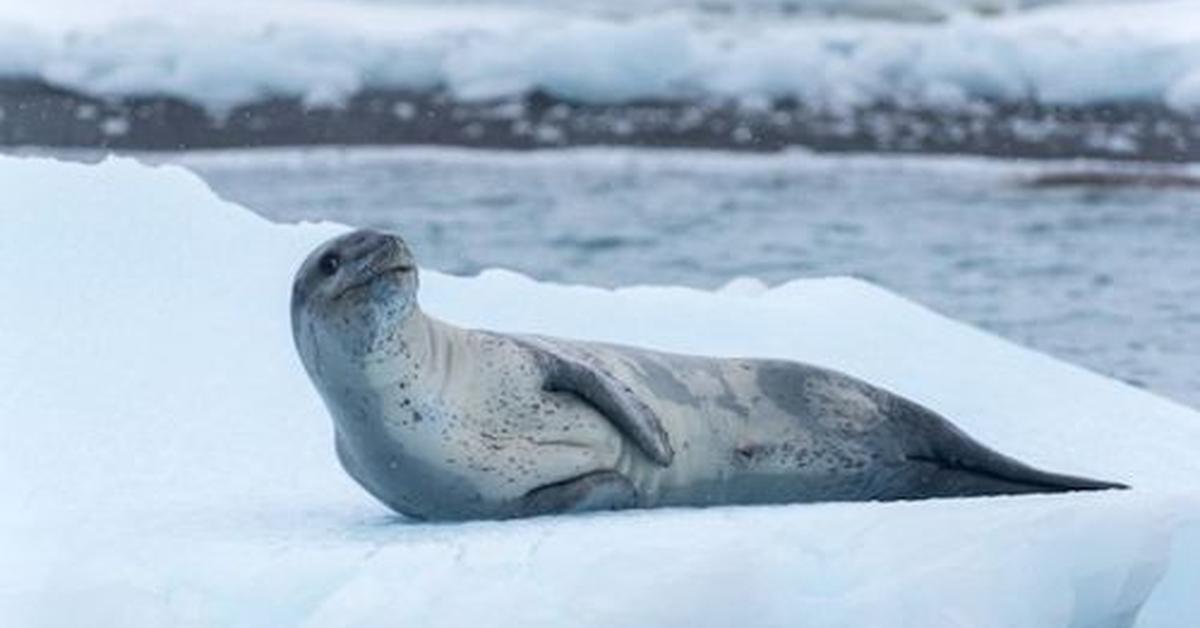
[1,155,1199,626]
[2,0,1199,111]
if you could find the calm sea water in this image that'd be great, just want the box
[160,147,1200,409]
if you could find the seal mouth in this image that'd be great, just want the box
[334,264,414,301]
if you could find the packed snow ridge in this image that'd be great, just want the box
[1,154,1200,626]
[1,0,1199,113]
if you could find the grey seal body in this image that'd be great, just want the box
[292,230,1125,521]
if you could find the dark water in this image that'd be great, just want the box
[161,147,1200,409]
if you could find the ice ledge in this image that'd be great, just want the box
[2,155,1199,626]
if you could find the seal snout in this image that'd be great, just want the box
[363,235,413,274]
[341,230,401,264]
[326,230,417,300]
[355,232,413,274]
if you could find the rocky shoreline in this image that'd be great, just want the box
[2,78,1197,161]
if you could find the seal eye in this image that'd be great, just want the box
[318,253,341,276]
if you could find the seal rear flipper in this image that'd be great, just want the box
[890,417,1128,498]
[514,336,675,466]
[894,452,1128,499]
[873,392,1129,498]
[519,471,638,517]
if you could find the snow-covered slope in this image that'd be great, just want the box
[1,155,1199,626]
[2,0,1198,112]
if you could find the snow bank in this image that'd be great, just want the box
[1,154,1200,626]
[2,0,1199,112]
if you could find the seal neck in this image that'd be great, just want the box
[359,308,459,392]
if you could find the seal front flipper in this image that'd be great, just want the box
[519,471,638,517]
[513,336,675,466]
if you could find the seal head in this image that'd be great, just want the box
[292,230,418,366]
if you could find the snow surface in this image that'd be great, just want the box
[1,154,1200,626]
[1,0,1199,112]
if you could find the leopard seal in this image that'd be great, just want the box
[291,229,1126,521]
